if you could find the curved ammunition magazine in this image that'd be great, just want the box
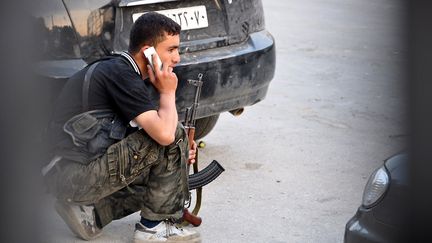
[188,160,224,191]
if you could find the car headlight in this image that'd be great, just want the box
[362,166,389,208]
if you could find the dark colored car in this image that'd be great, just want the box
[344,153,410,243]
[32,0,276,139]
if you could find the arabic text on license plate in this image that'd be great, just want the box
[132,5,209,31]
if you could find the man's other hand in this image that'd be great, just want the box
[189,140,197,164]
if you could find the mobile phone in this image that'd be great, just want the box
[143,46,162,72]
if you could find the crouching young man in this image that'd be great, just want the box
[44,12,201,243]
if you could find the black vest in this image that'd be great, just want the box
[50,60,129,164]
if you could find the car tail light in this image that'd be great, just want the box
[362,166,389,208]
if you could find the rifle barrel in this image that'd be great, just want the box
[188,74,204,127]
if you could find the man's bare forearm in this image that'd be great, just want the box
[133,92,178,146]
[157,92,178,141]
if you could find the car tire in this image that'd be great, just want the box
[194,114,219,140]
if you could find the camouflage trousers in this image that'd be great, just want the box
[46,123,189,227]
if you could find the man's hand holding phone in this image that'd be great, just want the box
[145,47,177,95]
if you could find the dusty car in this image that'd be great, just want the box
[344,153,410,243]
[33,0,276,139]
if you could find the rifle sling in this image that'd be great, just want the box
[82,62,100,112]
[191,150,202,216]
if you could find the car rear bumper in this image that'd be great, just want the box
[37,29,276,121]
[174,29,276,120]
[344,207,407,243]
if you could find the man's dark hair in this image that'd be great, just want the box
[129,12,181,54]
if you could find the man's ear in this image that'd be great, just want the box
[140,45,152,55]
[140,45,152,64]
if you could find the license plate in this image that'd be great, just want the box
[132,5,209,31]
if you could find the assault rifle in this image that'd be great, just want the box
[183,73,225,226]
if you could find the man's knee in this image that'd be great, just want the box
[47,160,107,204]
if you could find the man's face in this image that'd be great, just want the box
[155,33,180,69]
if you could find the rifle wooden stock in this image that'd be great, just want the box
[183,208,202,226]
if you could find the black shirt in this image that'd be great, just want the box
[48,52,159,152]
[51,52,158,126]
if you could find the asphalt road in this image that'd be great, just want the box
[41,0,407,242]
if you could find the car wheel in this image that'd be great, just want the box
[194,114,219,140]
